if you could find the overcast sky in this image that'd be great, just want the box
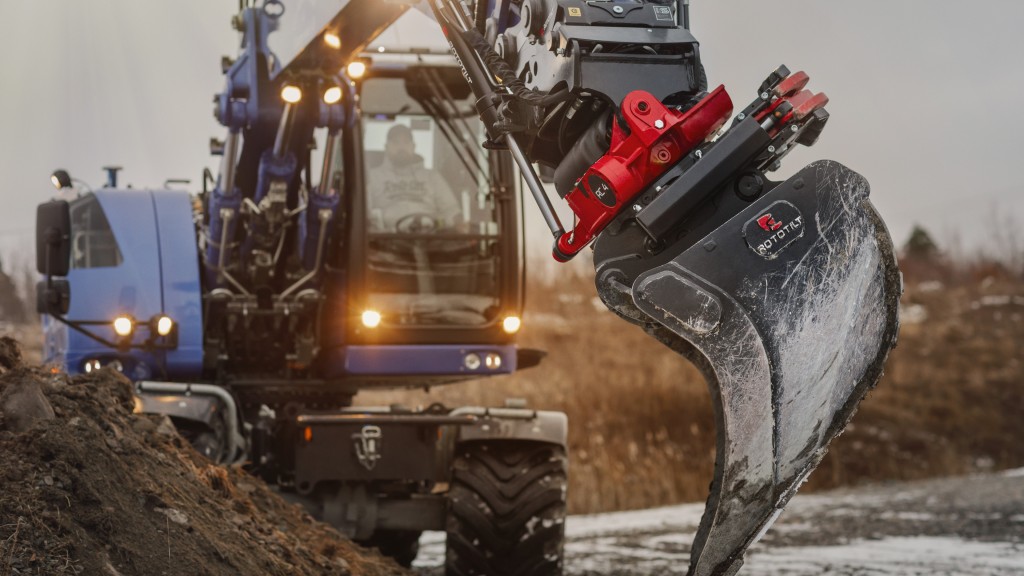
[1,1,1022,269]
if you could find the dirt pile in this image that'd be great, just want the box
[0,337,407,576]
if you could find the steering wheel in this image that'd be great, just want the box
[379,213,477,260]
[394,212,439,234]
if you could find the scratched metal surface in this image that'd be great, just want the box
[631,161,901,576]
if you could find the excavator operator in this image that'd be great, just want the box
[367,124,462,233]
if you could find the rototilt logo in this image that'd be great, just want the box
[755,214,803,255]
[743,201,805,259]
[757,214,783,232]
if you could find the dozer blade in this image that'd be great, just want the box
[611,161,901,575]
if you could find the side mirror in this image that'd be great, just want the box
[36,200,71,276]
[36,279,71,315]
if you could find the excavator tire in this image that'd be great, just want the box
[445,441,567,576]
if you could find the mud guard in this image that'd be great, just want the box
[629,161,900,575]
[135,381,247,465]
[452,407,568,447]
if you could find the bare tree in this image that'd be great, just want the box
[0,256,28,324]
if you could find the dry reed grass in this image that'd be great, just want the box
[809,273,1024,489]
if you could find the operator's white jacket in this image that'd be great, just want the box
[367,155,460,232]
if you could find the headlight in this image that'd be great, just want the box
[502,315,522,334]
[323,86,342,104]
[155,315,174,337]
[83,358,124,374]
[323,32,341,49]
[361,309,382,328]
[464,353,481,370]
[346,61,367,79]
[280,85,302,104]
[485,353,502,370]
[113,316,134,337]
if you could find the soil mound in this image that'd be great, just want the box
[0,337,407,576]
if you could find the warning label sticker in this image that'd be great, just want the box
[653,6,673,21]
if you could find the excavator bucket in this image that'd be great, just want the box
[620,160,901,575]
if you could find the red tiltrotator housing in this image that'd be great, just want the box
[554,86,734,261]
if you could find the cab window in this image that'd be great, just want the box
[69,194,122,269]
[359,70,501,327]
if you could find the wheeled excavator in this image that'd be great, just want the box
[35,1,900,575]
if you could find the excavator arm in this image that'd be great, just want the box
[258,1,902,574]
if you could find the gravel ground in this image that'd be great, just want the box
[414,469,1024,575]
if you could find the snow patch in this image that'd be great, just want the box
[878,511,936,522]
[970,295,1024,309]
[900,303,928,324]
[565,502,705,538]
[743,537,1024,575]
[413,531,446,568]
